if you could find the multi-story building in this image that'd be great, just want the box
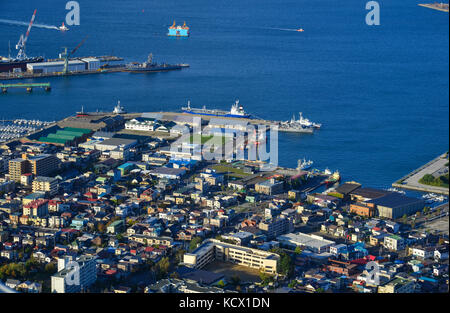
[32,176,59,196]
[378,277,415,293]
[258,216,294,239]
[255,179,284,195]
[23,199,49,218]
[350,202,376,217]
[384,235,406,251]
[8,158,29,182]
[183,239,279,274]
[128,234,174,247]
[51,255,97,293]
[27,154,60,177]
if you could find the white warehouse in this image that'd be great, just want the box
[26,58,100,74]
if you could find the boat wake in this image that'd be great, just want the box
[0,18,59,30]
[263,27,302,32]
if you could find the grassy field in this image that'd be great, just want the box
[210,164,251,178]
[186,134,232,146]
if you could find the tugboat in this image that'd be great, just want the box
[125,53,187,73]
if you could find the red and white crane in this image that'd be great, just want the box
[15,9,37,60]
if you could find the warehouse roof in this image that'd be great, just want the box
[368,193,425,209]
[350,187,391,200]
[96,138,137,147]
[277,232,335,251]
[335,182,361,195]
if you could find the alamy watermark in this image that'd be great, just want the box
[366,1,380,25]
[65,1,80,26]
[65,260,80,286]
[364,261,380,285]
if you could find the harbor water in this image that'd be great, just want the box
[0,0,448,188]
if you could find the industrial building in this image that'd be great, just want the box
[276,232,335,254]
[38,127,92,146]
[368,193,426,219]
[183,239,280,274]
[26,58,100,74]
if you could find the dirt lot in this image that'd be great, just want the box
[203,260,261,283]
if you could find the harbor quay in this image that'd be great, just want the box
[418,3,450,12]
[393,152,449,196]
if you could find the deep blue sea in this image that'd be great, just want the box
[0,0,448,189]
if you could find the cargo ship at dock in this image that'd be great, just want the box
[182,100,251,118]
[124,54,188,73]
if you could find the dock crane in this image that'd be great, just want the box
[15,9,37,60]
[61,36,88,74]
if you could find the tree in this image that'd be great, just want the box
[295,246,302,255]
[189,237,203,252]
[155,257,170,279]
[45,263,56,274]
[230,275,241,287]
[217,280,225,288]
[97,223,106,233]
[402,214,408,224]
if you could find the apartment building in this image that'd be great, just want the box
[8,158,29,182]
[23,199,49,218]
[384,235,406,251]
[27,154,60,176]
[258,216,294,239]
[32,176,59,196]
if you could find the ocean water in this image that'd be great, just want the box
[0,0,448,188]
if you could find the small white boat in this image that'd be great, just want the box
[58,22,69,31]
[297,158,313,170]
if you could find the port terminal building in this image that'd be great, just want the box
[183,239,280,274]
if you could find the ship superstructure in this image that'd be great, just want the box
[125,53,185,72]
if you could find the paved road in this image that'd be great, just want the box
[0,282,17,293]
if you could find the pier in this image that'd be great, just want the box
[392,152,449,195]
[0,82,51,93]
[418,3,449,12]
